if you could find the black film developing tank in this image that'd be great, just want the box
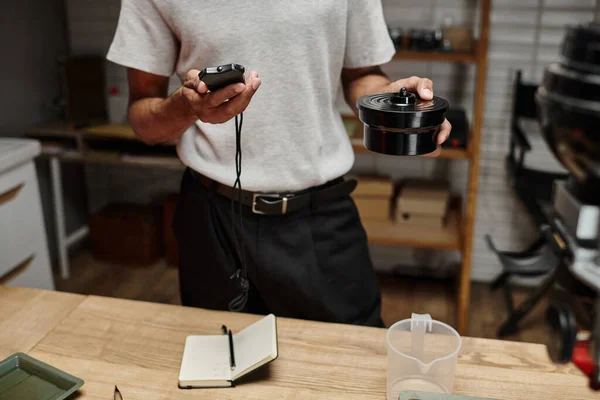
[357,88,449,156]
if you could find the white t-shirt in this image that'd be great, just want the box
[107,0,395,192]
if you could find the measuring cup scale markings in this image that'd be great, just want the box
[387,313,462,399]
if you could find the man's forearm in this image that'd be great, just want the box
[128,87,197,145]
[342,67,392,114]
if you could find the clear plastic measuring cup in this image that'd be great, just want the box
[387,313,461,399]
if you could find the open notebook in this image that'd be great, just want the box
[178,314,278,388]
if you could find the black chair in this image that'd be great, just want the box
[506,70,567,224]
[486,70,568,338]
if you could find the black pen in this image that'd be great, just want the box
[222,325,236,370]
[227,329,235,370]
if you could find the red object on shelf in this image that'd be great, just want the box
[572,340,595,377]
[572,339,599,390]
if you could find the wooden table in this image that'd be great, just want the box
[1,286,595,399]
[0,286,84,359]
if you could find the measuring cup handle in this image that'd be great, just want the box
[410,313,432,360]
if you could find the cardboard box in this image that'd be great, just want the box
[90,203,163,266]
[351,175,394,197]
[395,212,445,229]
[442,26,474,52]
[348,175,394,221]
[396,179,449,217]
[395,179,450,228]
[354,197,391,220]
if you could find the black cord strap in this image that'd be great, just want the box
[228,112,249,312]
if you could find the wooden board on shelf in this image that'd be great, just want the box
[80,124,179,147]
[393,44,477,63]
[26,121,79,138]
[81,124,136,139]
[79,151,184,170]
[362,197,462,250]
[437,147,469,159]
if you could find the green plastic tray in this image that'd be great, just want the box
[0,353,84,400]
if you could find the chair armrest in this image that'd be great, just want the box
[511,122,532,152]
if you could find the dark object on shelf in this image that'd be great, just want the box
[442,108,469,149]
[58,55,107,126]
[441,39,452,53]
[408,29,443,51]
[0,352,84,400]
[442,26,474,52]
[486,70,568,338]
[388,27,405,50]
[357,88,449,156]
[163,194,179,268]
[90,203,163,266]
[561,22,600,72]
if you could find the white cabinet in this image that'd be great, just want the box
[0,139,54,290]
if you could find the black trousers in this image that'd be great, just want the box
[172,168,384,327]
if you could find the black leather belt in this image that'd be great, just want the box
[189,169,357,215]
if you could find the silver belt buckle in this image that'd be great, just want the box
[252,193,290,215]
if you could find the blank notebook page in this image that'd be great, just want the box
[232,314,277,379]
[179,335,231,382]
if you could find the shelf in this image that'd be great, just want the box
[81,124,136,140]
[435,147,469,160]
[393,50,476,63]
[361,197,463,251]
[27,121,79,138]
[351,139,468,159]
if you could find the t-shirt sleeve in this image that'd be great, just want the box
[106,0,178,77]
[343,0,396,69]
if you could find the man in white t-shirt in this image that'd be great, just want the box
[107,0,451,327]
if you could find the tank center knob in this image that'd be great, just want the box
[390,87,416,106]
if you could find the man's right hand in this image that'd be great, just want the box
[182,69,262,124]
[126,67,261,145]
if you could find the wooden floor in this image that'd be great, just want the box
[57,250,549,345]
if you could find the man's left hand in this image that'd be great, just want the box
[386,76,452,157]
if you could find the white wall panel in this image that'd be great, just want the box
[544,0,595,8]
[494,0,540,8]
[541,10,595,27]
[491,9,540,25]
